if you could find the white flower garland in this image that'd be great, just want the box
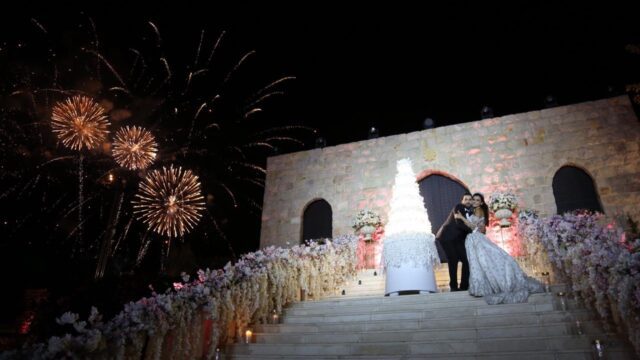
[518,212,640,357]
[3,235,358,360]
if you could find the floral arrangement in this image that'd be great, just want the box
[351,209,382,230]
[2,235,358,359]
[488,191,518,212]
[515,208,548,273]
[518,211,640,356]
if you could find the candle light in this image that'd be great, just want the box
[245,329,252,344]
[593,339,605,359]
[271,309,279,324]
[557,292,567,311]
[541,271,550,293]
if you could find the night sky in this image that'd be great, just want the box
[0,3,638,294]
[5,3,639,144]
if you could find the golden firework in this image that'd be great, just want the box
[51,95,110,150]
[133,165,205,237]
[112,126,158,170]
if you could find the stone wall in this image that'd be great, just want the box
[260,95,640,248]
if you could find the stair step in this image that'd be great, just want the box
[227,334,631,356]
[304,291,478,306]
[292,287,568,308]
[225,349,635,360]
[283,302,561,324]
[252,321,608,343]
[287,293,560,315]
[332,287,386,294]
[256,309,599,332]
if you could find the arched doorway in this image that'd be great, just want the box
[418,173,469,235]
[301,199,332,243]
[553,166,603,214]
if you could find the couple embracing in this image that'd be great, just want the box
[436,192,542,304]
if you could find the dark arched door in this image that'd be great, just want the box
[418,174,469,235]
[553,166,603,214]
[301,199,332,243]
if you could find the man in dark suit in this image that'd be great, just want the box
[435,192,473,291]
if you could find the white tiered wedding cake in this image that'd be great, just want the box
[382,158,440,295]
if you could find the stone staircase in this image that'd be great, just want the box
[225,267,636,359]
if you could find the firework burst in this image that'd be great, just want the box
[2,16,312,267]
[112,126,158,170]
[133,165,205,237]
[51,95,110,151]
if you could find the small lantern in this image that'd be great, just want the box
[541,271,551,293]
[557,292,567,311]
[592,339,605,359]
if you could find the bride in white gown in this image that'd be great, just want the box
[454,193,543,305]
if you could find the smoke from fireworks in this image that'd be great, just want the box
[112,126,158,170]
[50,95,111,151]
[133,165,205,237]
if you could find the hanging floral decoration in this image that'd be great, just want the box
[5,235,358,359]
[518,210,640,356]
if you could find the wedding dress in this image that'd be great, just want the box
[465,215,543,304]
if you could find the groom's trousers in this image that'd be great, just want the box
[442,239,470,290]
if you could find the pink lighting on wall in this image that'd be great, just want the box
[356,225,384,269]
[486,211,524,257]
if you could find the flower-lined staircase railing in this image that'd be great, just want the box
[518,211,640,356]
[2,235,358,360]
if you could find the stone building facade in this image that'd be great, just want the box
[260,95,640,248]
